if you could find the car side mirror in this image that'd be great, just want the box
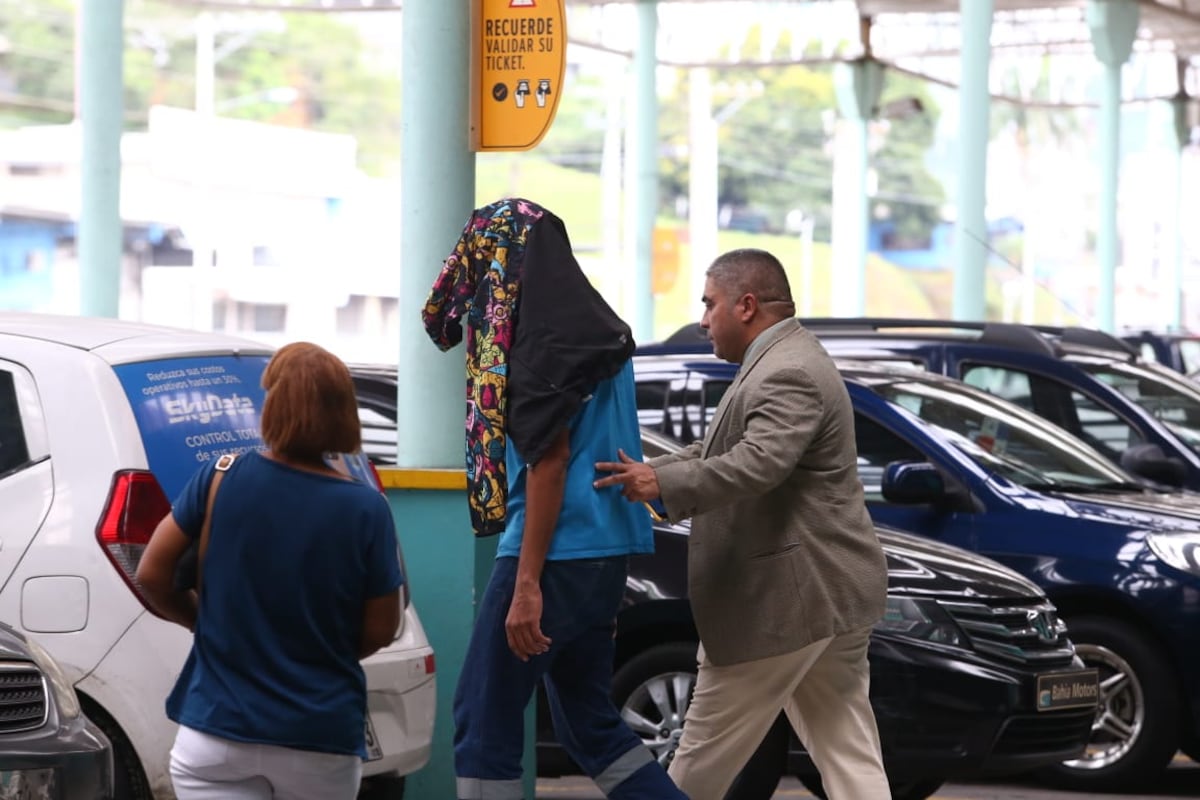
[882,461,946,504]
[1120,443,1187,488]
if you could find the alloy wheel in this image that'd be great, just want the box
[1064,642,1144,770]
[619,669,695,766]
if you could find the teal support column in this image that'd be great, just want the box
[1167,91,1190,330]
[395,2,488,798]
[953,0,993,321]
[831,57,882,317]
[78,0,124,318]
[630,0,657,341]
[1088,0,1138,333]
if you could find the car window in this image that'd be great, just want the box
[1137,342,1158,364]
[853,413,925,500]
[961,363,1146,462]
[635,380,673,437]
[874,379,1131,488]
[961,365,1034,410]
[0,369,30,476]
[1074,360,1200,455]
[1067,389,1145,457]
[1179,340,1200,374]
[359,407,398,466]
[633,372,731,446]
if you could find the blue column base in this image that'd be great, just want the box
[388,489,535,799]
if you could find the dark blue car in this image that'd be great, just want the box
[760,319,1200,492]
[634,347,1200,792]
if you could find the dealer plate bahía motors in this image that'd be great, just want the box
[1037,669,1100,711]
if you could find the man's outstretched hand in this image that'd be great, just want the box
[594,449,661,502]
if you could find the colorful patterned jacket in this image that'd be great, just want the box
[423,198,634,537]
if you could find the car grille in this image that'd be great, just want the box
[0,662,47,732]
[993,708,1095,755]
[939,600,1077,667]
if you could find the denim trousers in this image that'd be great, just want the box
[453,556,687,800]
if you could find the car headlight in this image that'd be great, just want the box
[23,635,81,721]
[1147,532,1200,577]
[874,595,970,649]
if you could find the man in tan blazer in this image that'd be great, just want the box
[595,248,891,800]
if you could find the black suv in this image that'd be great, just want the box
[351,365,1093,800]
[0,622,113,799]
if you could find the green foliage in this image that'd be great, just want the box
[872,72,946,242]
[0,0,76,122]
[715,63,836,234]
[475,154,605,246]
[0,1,401,175]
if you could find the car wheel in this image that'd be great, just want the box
[611,643,698,769]
[1040,616,1179,792]
[79,699,153,800]
[610,642,785,800]
[798,772,943,800]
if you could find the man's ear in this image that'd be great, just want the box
[737,293,758,322]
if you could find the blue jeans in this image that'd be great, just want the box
[453,556,686,800]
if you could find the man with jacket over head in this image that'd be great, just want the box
[595,247,891,800]
[423,198,688,800]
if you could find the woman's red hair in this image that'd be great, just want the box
[260,342,361,460]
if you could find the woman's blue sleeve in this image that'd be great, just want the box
[171,462,217,539]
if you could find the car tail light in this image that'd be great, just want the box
[96,470,171,611]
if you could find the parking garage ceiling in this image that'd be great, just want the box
[168,1,1200,92]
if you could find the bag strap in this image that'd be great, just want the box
[197,453,237,595]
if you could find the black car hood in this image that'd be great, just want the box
[877,526,1043,601]
[650,521,1043,601]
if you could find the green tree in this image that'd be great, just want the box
[0,2,402,175]
[0,0,77,123]
[872,71,946,243]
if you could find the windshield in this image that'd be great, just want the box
[1072,358,1200,454]
[873,378,1133,489]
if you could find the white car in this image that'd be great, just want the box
[0,312,435,799]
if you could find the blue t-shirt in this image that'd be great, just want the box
[499,361,654,560]
[165,451,403,757]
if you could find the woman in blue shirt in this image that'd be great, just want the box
[138,342,403,800]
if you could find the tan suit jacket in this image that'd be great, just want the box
[653,320,887,667]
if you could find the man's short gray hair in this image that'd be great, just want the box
[706,249,794,308]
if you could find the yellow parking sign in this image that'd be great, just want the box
[472,0,567,152]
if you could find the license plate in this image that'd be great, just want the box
[364,715,384,762]
[1037,669,1100,712]
[0,769,58,799]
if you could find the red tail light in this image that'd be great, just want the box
[96,470,171,610]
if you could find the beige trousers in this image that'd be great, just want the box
[667,626,890,800]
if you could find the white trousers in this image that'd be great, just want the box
[667,626,891,800]
[169,726,363,800]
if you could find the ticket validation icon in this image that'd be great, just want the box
[515,80,531,108]
[536,79,552,108]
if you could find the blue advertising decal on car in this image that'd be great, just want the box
[113,355,271,499]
